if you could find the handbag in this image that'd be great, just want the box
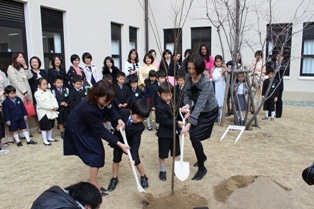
[23,98,36,117]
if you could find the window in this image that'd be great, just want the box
[300,22,314,76]
[129,27,137,50]
[111,23,122,69]
[41,8,64,69]
[164,28,182,55]
[191,27,211,54]
[266,23,292,76]
[0,0,26,73]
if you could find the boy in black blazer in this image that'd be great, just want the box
[107,99,150,192]
[151,70,166,130]
[175,72,186,110]
[155,82,184,181]
[129,76,143,106]
[113,72,131,115]
[2,85,37,146]
[262,68,279,121]
[69,75,88,112]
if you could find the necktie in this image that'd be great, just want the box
[127,118,133,126]
[133,88,136,93]
[58,88,62,94]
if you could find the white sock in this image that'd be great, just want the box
[41,131,49,144]
[13,134,20,143]
[22,131,31,142]
[271,111,275,118]
[47,129,55,141]
[146,116,151,127]
[265,111,269,118]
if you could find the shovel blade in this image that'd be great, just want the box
[174,161,190,181]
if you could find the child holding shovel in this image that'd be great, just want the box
[107,99,150,192]
[155,82,185,181]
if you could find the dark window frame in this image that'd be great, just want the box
[163,28,182,55]
[300,22,314,77]
[111,22,122,69]
[129,26,137,50]
[191,27,212,54]
[266,23,292,76]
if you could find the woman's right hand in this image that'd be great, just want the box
[181,104,190,113]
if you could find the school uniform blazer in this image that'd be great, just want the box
[3,97,27,123]
[113,84,131,108]
[7,65,33,103]
[175,84,185,109]
[130,87,144,106]
[262,78,279,99]
[65,66,86,89]
[150,82,160,108]
[155,100,179,139]
[82,64,100,86]
[47,68,66,89]
[35,88,59,120]
[68,88,87,111]
[52,87,70,105]
[28,69,49,94]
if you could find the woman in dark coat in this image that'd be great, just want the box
[63,80,129,194]
[181,53,218,181]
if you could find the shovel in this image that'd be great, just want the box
[119,128,145,193]
[174,108,190,181]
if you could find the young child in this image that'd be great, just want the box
[107,99,150,192]
[129,76,143,106]
[151,70,166,130]
[155,82,184,181]
[175,72,185,109]
[212,55,227,122]
[35,78,59,145]
[68,75,87,112]
[113,72,131,114]
[262,68,279,121]
[234,72,248,125]
[2,85,37,146]
[52,76,70,139]
[143,70,157,131]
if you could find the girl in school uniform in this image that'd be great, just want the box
[35,78,59,146]
[212,55,227,122]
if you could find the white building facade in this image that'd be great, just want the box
[0,0,313,96]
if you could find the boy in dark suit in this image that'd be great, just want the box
[129,76,143,106]
[151,70,166,130]
[175,71,185,110]
[2,85,37,146]
[107,99,150,192]
[68,75,87,112]
[113,72,131,115]
[155,82,184,181]
[262,68,279,121]
[143,70,157,131]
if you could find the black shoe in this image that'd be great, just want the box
[43,142,51,146]
[159,171,166,181]
[101,191,109,197]
[17,142,23,147]
[100,186,107,192]
[107,177,118,192]
[140,175,149,188]
[147,126,153,131]
[191,168,207,180]
[193,155,207,167]
[27,140,37,145]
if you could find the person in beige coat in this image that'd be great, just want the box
[35,78,59,146]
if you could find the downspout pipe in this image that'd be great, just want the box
[145,0,149,51]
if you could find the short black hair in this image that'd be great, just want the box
[73,75,83,84]
[82,52,92,63]
[129,76,138,84]
[156,70,166,78]
[103,74,113,83]
[4,85,16,94]
[185,53,205,75]
[148,70,157,77]
[116,71,126,78]
[158,81,173,94]
[70,54,80,63]
[184,49,193,58]
[65,182,102,209]
[130,99,150,118]
[176,70,185,80]
[36,77,48,86]
[53,75,64,83]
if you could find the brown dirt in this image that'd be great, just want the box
[0,106,313,209]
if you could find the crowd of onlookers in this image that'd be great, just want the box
[0,45,285,155]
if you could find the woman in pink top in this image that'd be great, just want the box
[199,44,214,80]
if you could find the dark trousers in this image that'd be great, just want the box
[275,90,283,118]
